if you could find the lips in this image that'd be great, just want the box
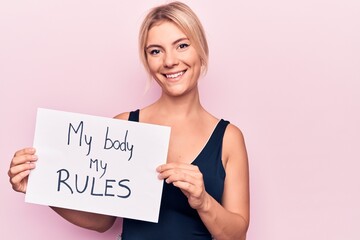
[163,70,186,79]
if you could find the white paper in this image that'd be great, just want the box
[25,108,170,223]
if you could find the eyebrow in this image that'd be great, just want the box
[146,37,189,50]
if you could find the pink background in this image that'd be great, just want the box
[1,0,359,239]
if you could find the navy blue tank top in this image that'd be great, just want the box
[122,109,229,240]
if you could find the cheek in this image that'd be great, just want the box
[146,62,161,81]
[147,58,162,73]
[183,49,202,68]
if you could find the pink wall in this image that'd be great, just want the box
[1,1,359,239]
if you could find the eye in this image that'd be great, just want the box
[178,43,190,50]
[148,49,161,56]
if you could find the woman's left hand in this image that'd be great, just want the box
[156,162,210,211]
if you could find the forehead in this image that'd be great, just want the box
[146,21,187,45]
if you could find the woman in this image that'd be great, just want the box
[8,2,249,239]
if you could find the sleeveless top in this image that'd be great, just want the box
[121,109,230,240]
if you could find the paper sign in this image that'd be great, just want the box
[25,108,170,223]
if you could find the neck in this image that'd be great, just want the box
[155,87,203,119]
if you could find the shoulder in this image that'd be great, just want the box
[223,123,245,146]
[222,123,248,167]
[113,112,130,120]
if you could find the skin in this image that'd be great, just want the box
[8,21,249,239]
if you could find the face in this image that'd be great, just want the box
[145,21,202,97]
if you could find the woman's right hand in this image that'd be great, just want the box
[8,147,37,193]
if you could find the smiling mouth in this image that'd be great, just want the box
[163,70,186,79]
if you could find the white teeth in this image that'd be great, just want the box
[165,71,185,79]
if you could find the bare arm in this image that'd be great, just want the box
[197,124,250,239]
[51,207,116,232]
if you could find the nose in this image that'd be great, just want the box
[163,50,179,68]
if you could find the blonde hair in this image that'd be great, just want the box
[139,1,209,77]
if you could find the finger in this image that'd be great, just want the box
[174,181,210,211]
[173,180,195,193]
[8,162,36,178]
[158,166,202,180]
[173,180,206,201]
[13,147,36,157]
[157,162,198,173]
[162,169,202,184]
[11,153,38,167]
[10,171,30,193]
[10,170,30,185]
